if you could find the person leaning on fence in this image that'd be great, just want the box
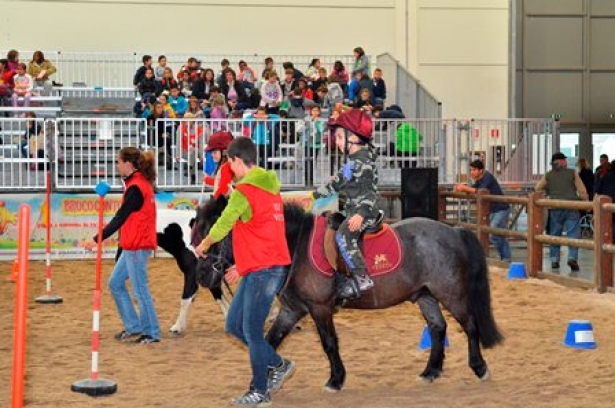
[85,147,161,344]
[195,137,293,406]
[536,152,588,272]
[454,160,511,262]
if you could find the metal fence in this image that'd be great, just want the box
[0,117,557,192]
[376,53,441,119]
[28,51,364,89]
[0,117,50,190]
[450,118,559,184]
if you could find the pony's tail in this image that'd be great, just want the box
[459,228,504,348]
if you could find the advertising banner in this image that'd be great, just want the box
[0,191,337,261]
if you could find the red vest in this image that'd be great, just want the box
[233,184,291,275]
[119,172,157,250]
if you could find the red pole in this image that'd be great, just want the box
[91,194,105,381]
[12,204,30,408]
[36,171,63,304]
[71,181,116,396]
[45,170,52,289]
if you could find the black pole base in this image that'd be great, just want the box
[35,294,63,304]
[71,378,117,397]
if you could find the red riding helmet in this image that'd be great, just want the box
[327,109,373,141]
[206,131,234,152]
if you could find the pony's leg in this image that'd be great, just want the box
[208,286,229,318]
[416,294,447,382]
[446,305,489,380]
[170,294,196,334]
[309,305,346,392]
[170,259,200,334]
[266,304,306,350]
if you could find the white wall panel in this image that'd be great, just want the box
[420,66,508,119]
[418,9,509,64]
[0,0,511,119]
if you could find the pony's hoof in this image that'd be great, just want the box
[417,375,434,383]
[324,385,340,393]
[479,369,491,382]
[417,370,441,383]
[324,380,342,393]
[169,326,184,335]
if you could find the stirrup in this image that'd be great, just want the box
[356,274,374,291]
[336,277,361,300]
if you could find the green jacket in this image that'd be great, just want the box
[396,123,422,153]
[207,167,281,243]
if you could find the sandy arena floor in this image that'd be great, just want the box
[1,259,615,407]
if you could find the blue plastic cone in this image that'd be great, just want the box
[563,320,596,349]
[507,262,527,280]
[418,324,450,350]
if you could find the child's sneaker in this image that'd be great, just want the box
[267,358,296,393]
[231,389,271,406]
[114,330,141,342]
[134,334,160,344]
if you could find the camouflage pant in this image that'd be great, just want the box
[334,216,374,276]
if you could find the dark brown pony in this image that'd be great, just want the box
[195,196,503,391]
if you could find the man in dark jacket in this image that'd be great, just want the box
[536,152,588,272]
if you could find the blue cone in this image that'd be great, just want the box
[418,324,450,350]
[563,320,597,349]
[507,262,527,280]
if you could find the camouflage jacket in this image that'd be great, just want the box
[314,147,380,220]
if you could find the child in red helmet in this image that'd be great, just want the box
[204,131,235,199]
[313,109,380,300]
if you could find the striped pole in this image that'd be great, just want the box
[71,181,117,396]
[11,205,30,408]
[36,170,63,304]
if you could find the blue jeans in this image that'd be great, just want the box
[548,209,580,262]
[109,249,160,339]
[490,208,511,261]
[225,266,287,393]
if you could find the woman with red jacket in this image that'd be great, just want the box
[91,147,160,344]
[203,131,234,199]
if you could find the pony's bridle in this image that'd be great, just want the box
[210,238,231,273]
[204,235,234,290]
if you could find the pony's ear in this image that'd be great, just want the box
[215,195,228,212]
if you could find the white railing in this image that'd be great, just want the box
[0,117,557,191]
[53,118,144,189]
[0,117,49,190]
[27,51,364,88]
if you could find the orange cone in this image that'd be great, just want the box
[9,259,18,281]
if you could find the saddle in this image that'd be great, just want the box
[323,211,384,274]
[308,212,402,278]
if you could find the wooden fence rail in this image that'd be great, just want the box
[439,189,614,293]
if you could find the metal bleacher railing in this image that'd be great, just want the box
[0,116,557,192]
[38,51,361,89]
[16,50,443,121]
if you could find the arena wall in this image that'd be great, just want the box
[0,0,509,118]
